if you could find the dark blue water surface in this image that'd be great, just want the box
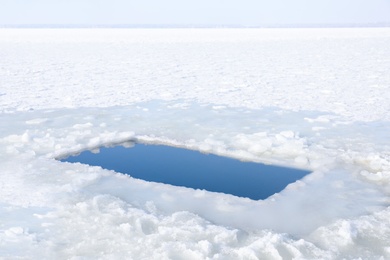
[61,143,310,200]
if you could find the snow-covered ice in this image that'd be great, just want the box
[1,28,390,259]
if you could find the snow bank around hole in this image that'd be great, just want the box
[0,28,390,259]
[1,102,389,259]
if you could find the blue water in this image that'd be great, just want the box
[61,143,310,200]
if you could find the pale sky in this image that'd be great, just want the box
[1,0,389,26]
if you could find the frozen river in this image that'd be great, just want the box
[0,28,390,259]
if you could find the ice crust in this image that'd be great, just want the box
[1,28,390,259]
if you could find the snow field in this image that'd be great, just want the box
[1,28,390,259]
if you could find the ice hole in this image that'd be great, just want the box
[60,143,311,200]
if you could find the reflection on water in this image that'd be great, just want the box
[61,143,310,200]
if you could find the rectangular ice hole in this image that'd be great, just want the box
[60,143,311,200]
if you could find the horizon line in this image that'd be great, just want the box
[1,22,390,29]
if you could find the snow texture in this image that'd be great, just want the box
[1,28,390,259]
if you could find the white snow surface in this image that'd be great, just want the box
[1,28,390,259]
